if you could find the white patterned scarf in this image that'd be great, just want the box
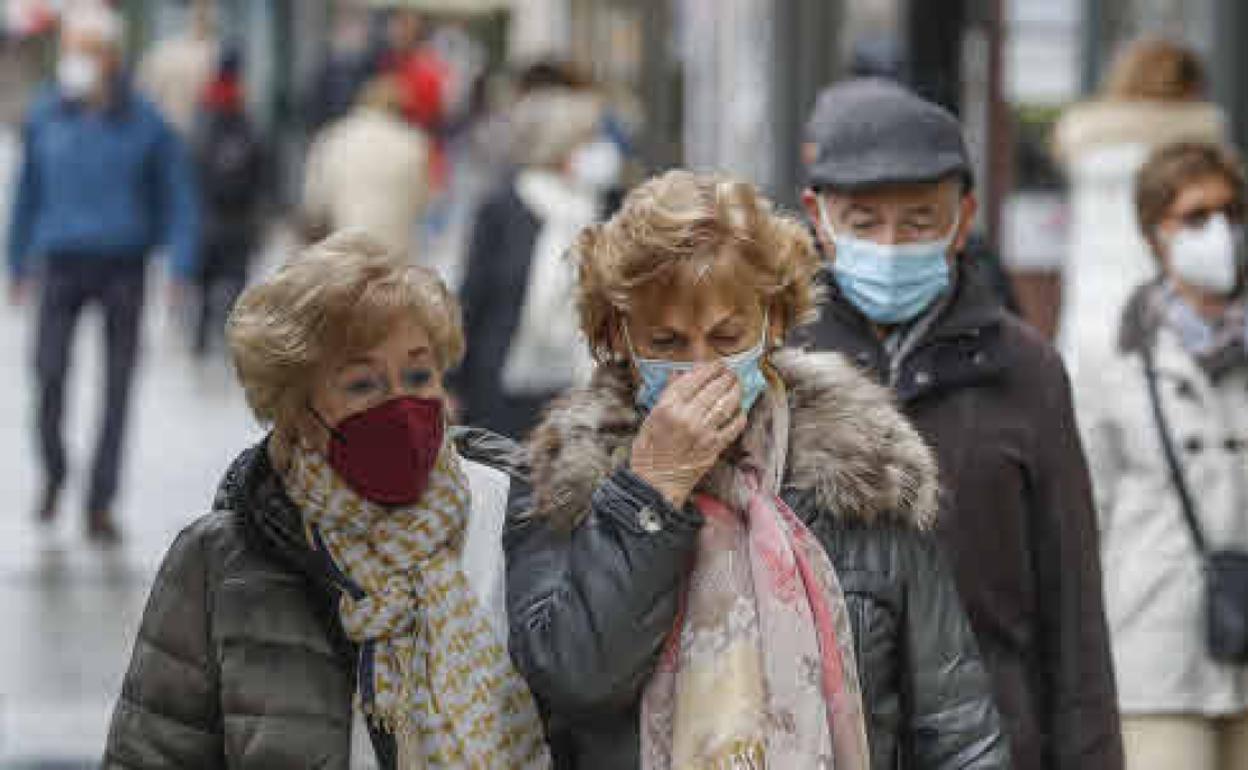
[641,386,871,770]
[284,443,551,769]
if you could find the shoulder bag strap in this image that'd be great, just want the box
[1141,344,1209,554]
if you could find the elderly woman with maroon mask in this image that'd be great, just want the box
[103,232,550,769]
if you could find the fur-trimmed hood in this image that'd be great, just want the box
[527,350,939,532]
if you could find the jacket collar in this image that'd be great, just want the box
[810,259,1008,401]
[213,437,337,594]
[526,350,939,532]
[212,429,528,584]
[1118,278,1248,387]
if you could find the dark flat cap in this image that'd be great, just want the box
[806,78,972,191]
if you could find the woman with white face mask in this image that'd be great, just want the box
[1074,142,1248,770]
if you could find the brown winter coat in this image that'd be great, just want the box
[799,261,1124,770]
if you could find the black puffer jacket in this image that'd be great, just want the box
[101,429,523,769]
[506,351,1010,769]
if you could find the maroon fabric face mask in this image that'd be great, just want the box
[314,396,446,506]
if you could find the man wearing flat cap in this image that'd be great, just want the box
[799,78,1124,770]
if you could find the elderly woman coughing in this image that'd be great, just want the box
[102,232,550,769]
[506,171,1007,769]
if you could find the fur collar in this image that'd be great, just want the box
[1054,100,1225,164]
[526,350,939,531]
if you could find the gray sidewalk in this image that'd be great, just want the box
[0,284,262,765]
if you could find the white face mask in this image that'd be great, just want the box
[1167,213,1245,295]
[568,140,622,193]
[57,52,101,100]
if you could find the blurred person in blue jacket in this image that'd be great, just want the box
[6,3,200,544]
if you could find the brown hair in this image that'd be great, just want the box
[1104,38,1207,101]
[1135,141,1245,251]
[573,170,820,363]
[226,230,464,434]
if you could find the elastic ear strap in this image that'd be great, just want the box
[815,195,836,238]
[308,406,347,444]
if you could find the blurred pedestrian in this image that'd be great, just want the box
[383,9,449,188]
[303,3,372,132]
[452,88,610,440]
[302,73,430,258]
[136,0,217,138]
[1054,38,1226,374]
[507,170,1008,768]
[798,79,1123,770]
[102,232,551,769]
[7,3,199,543]
[190,45,265,358]
[1076,142,1248,770]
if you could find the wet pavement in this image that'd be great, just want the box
[0,274,263,765]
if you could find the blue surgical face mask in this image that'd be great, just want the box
[628,319,769,414]
[817,196,956,325]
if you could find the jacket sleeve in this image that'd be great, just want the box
[154,118,201,281]
[899,531,1011,769]
[505,467,702,714]
[8,112,40,279]
[102,522,223,769]
[448,197,500,420]
[1071,362,1126,534]
[1032,355,1125,770]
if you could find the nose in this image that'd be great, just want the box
[687,340,719,364]
[878,222,905,246]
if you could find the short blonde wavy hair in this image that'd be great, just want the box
[573,170,820,362]
[227,230,464,433]
[1104,38,1206,102]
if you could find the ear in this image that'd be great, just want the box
[952,193,979,255]
[767,302,786,347]
[607,312,629,362]
[801,189,836,262]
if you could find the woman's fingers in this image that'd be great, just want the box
[663,362,730,406]
[683,365,738,413]
[715,411,749,447]
[702,381,743,430]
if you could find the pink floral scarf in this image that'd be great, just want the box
[640,387,870,769]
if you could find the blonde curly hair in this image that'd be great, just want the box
[226,230,464,436]
[573,170,821,362]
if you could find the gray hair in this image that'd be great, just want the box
[510,88,602,169]
[61,2,125,48]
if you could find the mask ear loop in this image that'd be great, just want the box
[816,195,837,241]
[307,405,347,444]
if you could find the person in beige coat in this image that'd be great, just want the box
[1075,142,1248,770]
[1054,38,1226,376]
[136,0,217,138]
[303,75,431,259]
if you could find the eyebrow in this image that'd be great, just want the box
[708,314,746,334]
[845,204,879,217]
[407,346,432,359]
